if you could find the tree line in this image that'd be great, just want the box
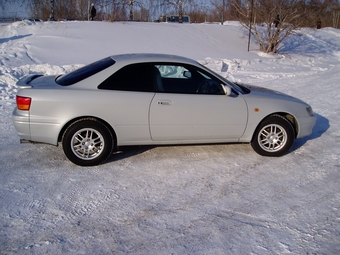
[3,0,339,27]
[8,0,212,22]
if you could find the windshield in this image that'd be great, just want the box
[56,57,115,86]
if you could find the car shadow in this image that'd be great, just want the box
[0,34,32,44]
[106,145,155,163]
[291,112,329,152]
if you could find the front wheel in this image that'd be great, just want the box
[251,115,295,157]
[62,118,114,166]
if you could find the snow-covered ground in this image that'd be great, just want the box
[0,20,339,254]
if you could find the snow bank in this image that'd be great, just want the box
[0,20,340,254]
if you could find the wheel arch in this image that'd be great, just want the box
[58,116,117,147]
[252,112,298,142]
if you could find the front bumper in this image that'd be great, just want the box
[297,115,317,138]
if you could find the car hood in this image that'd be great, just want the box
[238,83,306,104]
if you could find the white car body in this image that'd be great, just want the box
[12,54,316,166]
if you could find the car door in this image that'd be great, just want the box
[149,64,248,142]
[97,63,156,144]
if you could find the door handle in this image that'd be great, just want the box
[158,100,172,105]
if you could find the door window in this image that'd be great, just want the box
[153,64,224,95]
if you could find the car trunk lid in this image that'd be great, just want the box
[16,75,59,90]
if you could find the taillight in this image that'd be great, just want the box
[16,96,31,111]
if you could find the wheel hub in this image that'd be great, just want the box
[81,138,95,150]
[71,128,104,160]
[258,124,287,152]
[267,134,278,144]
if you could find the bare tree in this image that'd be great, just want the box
[322,0,340,28]
[133,6,150,21]
[29,0,50,20]
[127,0,147,21]
[95,0,145,21]
[77,0,89,20]
[230,0,325,53]
[163,0,196,23]
[106,1,128,21]
[129,0,134,20]
[333,8,340,28]
[211,0,246,23]
[49,0,55,20]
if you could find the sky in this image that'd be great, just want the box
[0,20,339,254]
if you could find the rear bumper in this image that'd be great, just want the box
[12,108,60,145]
[12,108,31,140]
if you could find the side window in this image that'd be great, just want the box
[98,63,154,92]
[154,64,197,93]
[154,64,224,95]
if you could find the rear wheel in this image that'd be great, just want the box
[62,118,114,166]
[251,115,295,157]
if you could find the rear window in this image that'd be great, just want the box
[56,57,115,86]
[98,63,154,92]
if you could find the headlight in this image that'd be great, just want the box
[306,106,314,116]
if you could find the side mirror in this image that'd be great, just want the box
[222,85,232,96]
[183,71,192,78]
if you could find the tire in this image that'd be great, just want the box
[251,115,295,157]
[62,118,114,166]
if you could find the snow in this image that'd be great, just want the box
[1,20,340,254]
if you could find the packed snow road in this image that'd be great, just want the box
[0,21,339,254]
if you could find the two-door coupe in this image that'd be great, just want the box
[12,54,316,166]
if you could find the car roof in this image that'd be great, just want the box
[109,53,199,65]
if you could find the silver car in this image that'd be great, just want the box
[12,54,316,166]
